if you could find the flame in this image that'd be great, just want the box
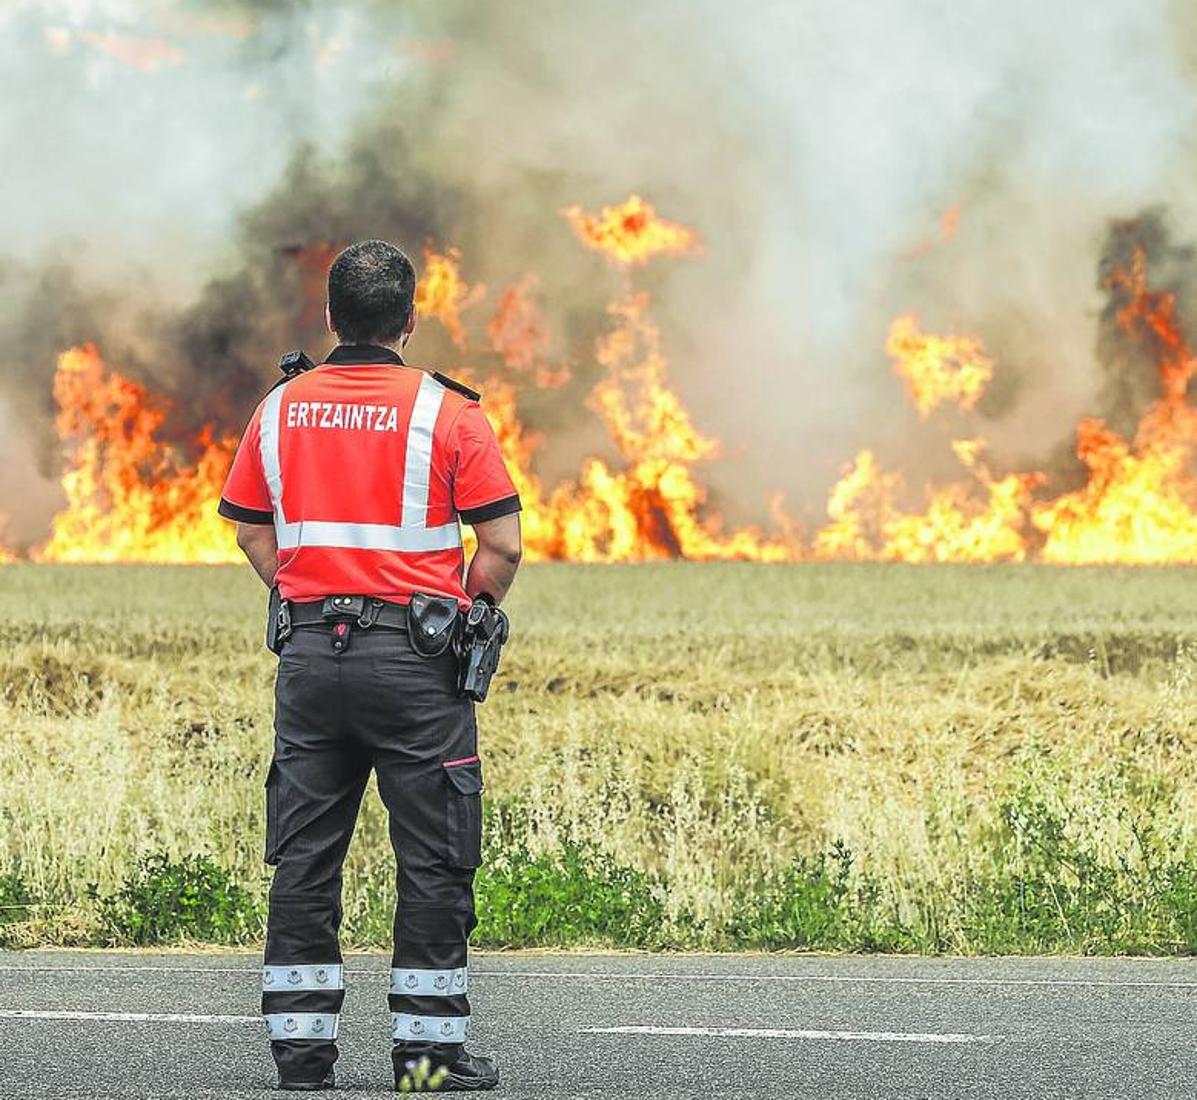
[488,276,570,388]
[512,292,797,562]
[80,32,185,72]
[33,344,239,564]
[563,194,701,267]
[940,205,961,240]
[813,442,1039,563]
[1030,247,1197,563]
[887,314,994,417]
[415,248,485,349]
[10,198,1197,567]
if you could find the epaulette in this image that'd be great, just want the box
[433,371,481,401]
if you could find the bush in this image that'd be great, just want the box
[962,782,1197,954]
[476,841,666,948]
[95,853,260,945]
[724,841,918,952]
[0,870,33,925]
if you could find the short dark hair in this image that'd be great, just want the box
[327,240,416,344]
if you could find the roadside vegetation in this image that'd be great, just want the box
[0,562,1194,954]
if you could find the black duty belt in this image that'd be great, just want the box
[289,595,409,630]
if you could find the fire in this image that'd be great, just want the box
[79,32,185,72]
[488,276,570,389]
[1030,246,1197,563]
[563,194,701,267]
[814,443,1039,563]
[815,230,1197,565]
[940,205,961,241]
[414,248,485,349]
[8,200,1197,567]
[511,292,797,562]
[886,314,994,417]
[33,345,239,564]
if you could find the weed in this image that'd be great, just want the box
[95,853,260,945]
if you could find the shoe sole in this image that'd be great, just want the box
[434,1070,499,1092]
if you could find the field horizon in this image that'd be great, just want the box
[1,562,1194,956]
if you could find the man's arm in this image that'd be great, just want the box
[236,523,279,587]
[465,513,522,605]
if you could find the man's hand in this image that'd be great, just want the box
[235,523,279,587]
[465,513,522,605]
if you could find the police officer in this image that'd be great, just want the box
[218,240,522,1092]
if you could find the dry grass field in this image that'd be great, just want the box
[0,562,1194,954]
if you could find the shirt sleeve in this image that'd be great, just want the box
[449,402,522,525]
[217,404,274,525]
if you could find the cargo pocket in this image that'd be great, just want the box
[264,760,281,866]
[443,758,483,868]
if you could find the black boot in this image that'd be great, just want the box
[278,1069,336,1091]
[394,1047,498,1092]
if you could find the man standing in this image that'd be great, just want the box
[218,240,521,1092]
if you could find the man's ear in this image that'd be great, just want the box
[325,303,336,337]
[401,307,417,347]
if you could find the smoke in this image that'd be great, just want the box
[2,0,1197,531]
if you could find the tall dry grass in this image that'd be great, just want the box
[0,562,1194,952]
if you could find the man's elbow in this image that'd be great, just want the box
[474,514,522,567]
[482,537,521,568]
[235,522,267,552]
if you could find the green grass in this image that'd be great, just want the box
[0,562,1195,953]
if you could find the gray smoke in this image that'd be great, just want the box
[2,0,1196,539]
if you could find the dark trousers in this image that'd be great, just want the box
[261,621,482,1084]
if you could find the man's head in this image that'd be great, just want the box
[326,240,417,346]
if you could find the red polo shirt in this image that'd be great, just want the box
[218,344,520,606]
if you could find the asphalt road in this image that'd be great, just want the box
[0,952,1193,1098]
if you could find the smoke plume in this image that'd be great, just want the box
[2,0,1197,538]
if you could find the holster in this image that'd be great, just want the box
[266,587,292,655]
[458,600,510,703]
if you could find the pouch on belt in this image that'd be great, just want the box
[409,593,459,657]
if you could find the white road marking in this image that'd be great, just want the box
[584,1026,994,1043]
[0,1010,258,1025]
[0,965,1193,990]
[476,970,1197,990]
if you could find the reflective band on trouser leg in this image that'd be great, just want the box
[402,372,445,528]
[389,967,468,997]
[265,1013,340,1040]
[273,520,461,553]
[392,1013,469,1044]
[263,964,344,992]
[258,382,290,527]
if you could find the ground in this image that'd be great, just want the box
[0,951,1194,1098]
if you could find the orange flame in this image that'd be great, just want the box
[488,276,570,388]
[886,314,994,417]
[33,344,239,564]
[563,194,701,267]
[415,248,485,349]
[814,443,1039,563]
[80,32,185,72]
[514,292,797,562]
[1029,247,1197,563]
[11,199,1197,567]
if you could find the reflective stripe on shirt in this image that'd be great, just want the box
[258,371,461,552]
